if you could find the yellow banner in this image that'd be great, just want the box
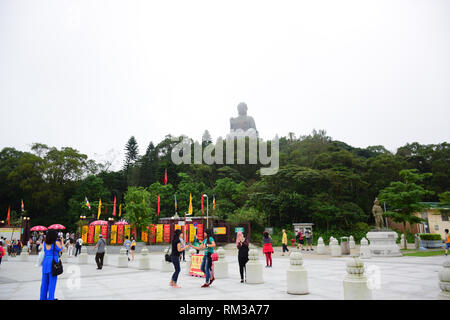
[124,225,131,240]
[189,254,205,277]
[190,224,196,242]
[174,224,181,231]
[156,224,163,243]
[141,227,148,243]
[214,227,226,235]
[81,225,88,243]
[110,225,117,244]
[94,225,100,243]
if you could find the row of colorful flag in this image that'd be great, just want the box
[3,199,25,226]
[85,193,216,219]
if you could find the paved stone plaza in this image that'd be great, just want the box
[0,247,446,300]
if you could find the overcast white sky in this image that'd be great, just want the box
[1,0,449,170]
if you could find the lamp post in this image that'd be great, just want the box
[79,215,86,236]
[21,216,30,244]
[203,194,209,229]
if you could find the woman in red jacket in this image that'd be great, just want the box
[262,231,273,268]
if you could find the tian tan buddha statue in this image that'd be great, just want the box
[227,102,258,138]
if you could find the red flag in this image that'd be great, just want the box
[164,169,168,185]
[201,196,204,215]
[157,195,160,216]
[113,196,117,216]
[7,206,10,226]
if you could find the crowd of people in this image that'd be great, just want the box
[0,226,319,299]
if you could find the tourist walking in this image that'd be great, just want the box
[170,229,190,288]
[192,229,216,287]
[262,232,273,267]
[0,243,4,267]
[236,232,249,283]
[445,229,450,256]
[40,229,63,300]
[305,228,313,251]
[193,235,200,254]
[281,229,289,256]
[74,235,82,257]
[130,236,136,262]
[296,230,304,250]
[124,236,131,261]
[93,234,106,270]
[68,236,74,256]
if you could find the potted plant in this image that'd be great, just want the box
[418,233,443,249]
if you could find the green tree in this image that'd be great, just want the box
[378,169,434,249]
[123,186,156,240]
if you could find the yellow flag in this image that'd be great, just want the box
[97,199,102,220]
[119,204,122,217]
[188,193,193,215]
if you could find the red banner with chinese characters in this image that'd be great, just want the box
[117,225,124,244]
[197,224,203,242]
[163,224,171,243]
[101,224,108,240]
[88,225,95,244]
[149,224,156,244]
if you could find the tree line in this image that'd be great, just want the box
[0,129,448,235]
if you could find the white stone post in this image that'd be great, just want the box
[185,248,197,275]
[343,257,372,300]
[78,246,88,264]
[286,251,309,294]
[349,235,356,249]
[20,246,29,261]
[60,250,68,263]
[161,248,174,272]
[438,260,450,300]
[330,238,341,257]
[214,247,228,279]
[102,247,108,266]
[317,237,326,255]
[118,248,129,268]
[246,249,263,284]
[359,237,371,259]
[138,248,151,270]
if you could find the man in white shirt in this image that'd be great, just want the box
[74,236,83,256]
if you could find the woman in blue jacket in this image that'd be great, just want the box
[40,229,63,300]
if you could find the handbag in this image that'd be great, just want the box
[36,250,44,267]
[51,243,63,276]
[211,253,219,261]
[165,254,172,262]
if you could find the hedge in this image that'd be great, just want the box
[418,233,442,241]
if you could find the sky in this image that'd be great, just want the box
[1,0,449,170]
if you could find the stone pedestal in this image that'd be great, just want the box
[359,238,371,259]
[340,237,350,255]
[349,236,356,249]
[246,249,263,284]
[161,248,174,272]
[439,260,450,300]
[20,246,29,261]
[185,248,196,275]
[60,250,68,263]
[118,248,129,268]
[366,230,401,257]
[286,251,309,295]
[138,248,150,270]
[102,248,108,266]
[214,247,228,279]
[330,238,341,257]
[316,237,326,255]
[78,246,88,264]
[343,257,372,300]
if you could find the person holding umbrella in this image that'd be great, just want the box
[40,229,63,300]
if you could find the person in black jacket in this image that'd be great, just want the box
[170,229,190,288]
[236,232,249,283]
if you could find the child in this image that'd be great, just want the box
[445,229,450,256]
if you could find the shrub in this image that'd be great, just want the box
[419,233,442,241]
